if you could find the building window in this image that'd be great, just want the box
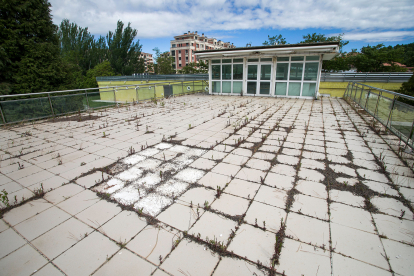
[185,50,188,54]
[275,56,319,97]
[179,57,181,60]
[171,51,175,56]
[178,50,181,54]
[186,43,189,46]
[172,44,176,48]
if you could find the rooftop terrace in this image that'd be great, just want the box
[0,95,413,275]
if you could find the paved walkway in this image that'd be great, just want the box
[0,96,413,276]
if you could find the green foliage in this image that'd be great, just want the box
[347,44,406,72]
[263,34,286,46]
[301,33,349,53]
[58,19,96,72]
[397,74,414,98]
[178,60,208,74]
[1,189,9,207]
[152,47,175,74]
[83,61,116,88]
[394,43,414,67]
[106,21,144,75]
[0,0,65,94]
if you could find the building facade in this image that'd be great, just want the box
[195,42,340,99]
[170,31,235,71]
[140,52,154,73]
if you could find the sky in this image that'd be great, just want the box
[49,0,414,55]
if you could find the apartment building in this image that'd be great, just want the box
[170,31,235,71]
[140,52,154,73]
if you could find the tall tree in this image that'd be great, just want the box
[152,47,175,74]
[0,0,65,94]
[106,20,143,75]
[57,19,96,72]
[263,34,287,46]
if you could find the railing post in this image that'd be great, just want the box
[364,88,370,109]
[193,80,195,93]
[408,119,414,147]
[154,85,156,99]
[348,82,354,99]
[374,91,381,117]
[353,84,358,100]
[48,93,55,117]
[113,88,117,104]
[135,87,138,103]
[386,96,396,127]
[0,103,6,124]
[358,86,364,104]
[85,91,90,109]
[182,82,184,95]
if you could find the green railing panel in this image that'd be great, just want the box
[0,97,53,123]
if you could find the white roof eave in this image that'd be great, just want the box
[195,45,340,60]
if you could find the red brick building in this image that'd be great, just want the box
[170,31,235,71]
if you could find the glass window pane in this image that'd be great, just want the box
[290,63,303,80]
[233,81,242,94]
[212,65,220,80]
[222,59,231,63]
[247,82,256,94]
[222,81,231,93]
[288,83,301,96]
[275,82,287,96]
[248,58,259,62]
[222,65,231,80]
[233,64,243,80]
[276,63,289,80]
[302,83,316,97]
[261,58,272,62]
[233,58,243,63]
[306,56,319,61]
[212,60,220,64]
[291,56,304,61]
[304,62,319,81]
[261,65,271,80]
[260,82,270,94]
[212,81,221,93]
[248,65,257,80]
[278,57,289,61]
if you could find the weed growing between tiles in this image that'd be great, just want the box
[340,98,414,218]
[2,95,414,275]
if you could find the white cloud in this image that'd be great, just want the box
[49,0,414,39]
[343,31,414,42]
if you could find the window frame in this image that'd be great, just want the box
[274,55,320,97]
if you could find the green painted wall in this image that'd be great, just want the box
[319,82,403,97]
[97,80,207,102]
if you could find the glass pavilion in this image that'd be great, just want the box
[195,42,340,98]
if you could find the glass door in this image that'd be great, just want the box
[259,64,271,95]
[247,64,258,94]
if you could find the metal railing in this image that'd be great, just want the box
[344,81,414,149]
[0,80,208,125]
[322,72,412,83]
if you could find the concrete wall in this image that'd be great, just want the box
[319,82,404,97]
